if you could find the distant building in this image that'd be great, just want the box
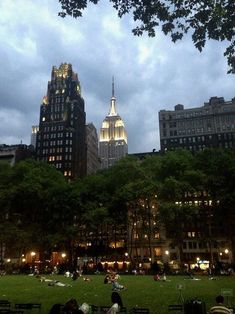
[159,97,235,152]
[86,123,100,175]
[129,150,161,160]
[99,78,128,169]
[0,144,34,166]
[31,125,39,148]
[36,63,87,180]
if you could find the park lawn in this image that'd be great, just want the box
[0,274,234,313]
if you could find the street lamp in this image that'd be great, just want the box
[31,251,36,270]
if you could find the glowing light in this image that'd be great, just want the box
[225,249,229,254]
[124,252,128,257]
[7,259,11,263]
[31,251,36,257]
[165,250,169,255]
[61,253,66,258]
[196,257,200,261]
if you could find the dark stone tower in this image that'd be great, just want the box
[36,63,86,179]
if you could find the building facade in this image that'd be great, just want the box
[86,123,100,175]
[0,144,34,166]
[99,79,128,169]
[36,63,87,180]
[159,97,235,152]
[31,125,39,148]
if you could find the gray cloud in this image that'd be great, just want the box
[0,0,234,153]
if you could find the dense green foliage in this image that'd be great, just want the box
[1,274,235,313]
[1,148,235,264]
[58,0,235,73]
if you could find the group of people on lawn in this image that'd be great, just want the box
[49,293,233,314]
[49,291,123,314]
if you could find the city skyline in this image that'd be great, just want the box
[0,1,234,153]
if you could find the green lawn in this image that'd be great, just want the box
[0,274,234,313]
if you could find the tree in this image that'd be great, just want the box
[58,0,235,73]
[195,149,235,262]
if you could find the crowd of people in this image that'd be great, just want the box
[31,267,235,314]
[48,293,233,314]
[49,292,124,314]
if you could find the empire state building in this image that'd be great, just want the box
[99,79,128,169]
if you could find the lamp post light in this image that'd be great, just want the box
[31,251,36,270]
[164,250,169,263]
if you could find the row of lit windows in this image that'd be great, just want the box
[48,155,72,161]
[51,97,65,104]
[55,89,65,94]
[42,148,63,154]
[163,133,235,145]
[165,125,235,138]
[64,171,72,177]
[50,114,63,120]
[49,156,63,161]
[175,200,214,206]
[164,142,235,151]
[133,232,160,239]
[42,140,72,146]
[44,133,63,139]
[183,241,218,250]
[184,191,208,197]
[41,126,65,132]
[51,104,64,112]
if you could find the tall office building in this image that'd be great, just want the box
[159,96,235,152]
[86,123,100,175]
[36,63,86,179]
[99,79,128,169]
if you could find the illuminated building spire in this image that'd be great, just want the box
[112,76,115,97]
[108,76,117,116]
[99,78,128,169]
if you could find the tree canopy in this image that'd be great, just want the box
[58,0,235,73]
[1,148,235,266]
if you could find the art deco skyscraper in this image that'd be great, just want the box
[36,63,86,179]
[99,79,128,169]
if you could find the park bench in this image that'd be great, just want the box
[0,301,11,310]
[15,303,41,312]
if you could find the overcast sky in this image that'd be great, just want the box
[0,1,234,153]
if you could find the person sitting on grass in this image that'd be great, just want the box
[111,276,126,291]
[209,295,232,314]
[107,291,123,314]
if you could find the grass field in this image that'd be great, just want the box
[0,274,234,313]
